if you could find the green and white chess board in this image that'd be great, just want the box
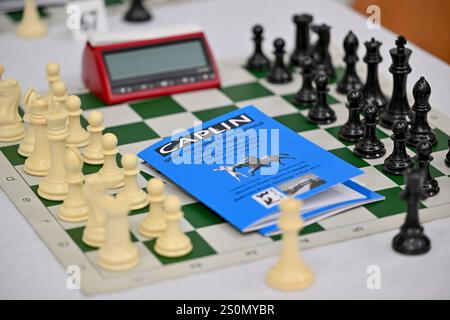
[1,57,450,294]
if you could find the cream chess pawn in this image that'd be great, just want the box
[82,111,105,164]
[97,133,124,189]
[58,147,89,222]
[65,95,90,147]
[50,80,67,110]
[46,62,61,97]
[82,175,107,248]
[266,198,315,291]
[18,87,38,157]
[24,97,51,176]
[155,195,193,257]
[139,178,167,238]
[37,105,69,201]
[16,0,48,39]
[116,153,148,210]
[0,71,25,142]
[97,195,140,272]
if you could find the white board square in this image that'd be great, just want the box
[235,95,298,117]
[172,89,233,112]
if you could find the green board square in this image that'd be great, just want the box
[78,93,107,110]
[105,122,159,145]
[271,222,324,241]
[373,164,407,185]
[143,231,216,265]
[221,82,273,102]
[325,126,354,146]
[30,185,62,207]
[329,147,370,168]
[67,226,138,253]
[407,128,449,153]
[7,7,48,22]
[331,66,345,85]
[130,96,185,119]
[193,105,238,122]
[273,113,318,132]
[104,0,125,6]
[364,186,425,218]
[129,205,149,216]
[282,94,340,111]
[183,202,225,229]
[245,65,295,79]
[82,163,102,176]
[1,144,26,166]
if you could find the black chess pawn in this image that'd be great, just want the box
[446,139,450,167]
[337,31,363,94]
[415,140,440,197]
[246,25,271,71]
[307,72,336,124]
[338,90,364,142]
[353,105,386,159]
[383,120,413,175]
[290,14,313,67]
[380,35,412,129]
[267,38,292,84]
[407,77,437,147]
[294,56,316,105]
[392,167,430,255]
[310,24,335,80]
[362,38,389,112]
[124,0,152,22]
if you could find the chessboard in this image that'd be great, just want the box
[1,55,450,294]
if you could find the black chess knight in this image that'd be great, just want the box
[383,120,413,175]
[294,56,316,105]
[380,36,412,129]
[246,25,271,71]
[310,24,335,80]
[415,140,440,197]
[407,77,437,147]
[290,14,313,67]
[392,167,430,255]
[336,31,363,94]
[124,0,152,22]
[362,38,389,112]
[267,38,292,84]
[307,72,336,124]
[353,104,386,159]
[338,90,364,142]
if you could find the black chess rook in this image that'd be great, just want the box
[290,13,313,67]
[246,25,271,71]
[337,31,362,94]
[339,90,364,142]
[380,35,412,129]
[392,167,430,255]
[362,38,389,111]
[307,72,336,124]
[353,104,386,159]
[383,120,413,175]
[407,77,437,147]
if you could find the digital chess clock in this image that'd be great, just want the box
[82,24,220,104]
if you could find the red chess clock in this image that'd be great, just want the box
[82,24,220,105]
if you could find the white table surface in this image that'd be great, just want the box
[1,0,449,299]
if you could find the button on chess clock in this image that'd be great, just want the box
[82,24,220,104]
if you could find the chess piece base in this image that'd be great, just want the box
[307,109,336,125]
[18,139,34,157]
[58,204,89,222]
[155,235,193,257]
[423,181,440,197]
[97,245,140,272]
[294,91,315,106]
[0,123,25,142]
[406,132,437,147]
[267,70,293,84]
[66,132,90,148]
[445,158,450,168]
[139,217,167,238]
[82,151,104,165]
[383,158,413,176]
[82,227,105,248]
[97,170,125,189]
[392,228,431,255]
[266,263,315,291]
[336,79,363,95]
[16,21,47,39]
[116,191,149,210]
[246,54,270,71]
[379,110,411,129]
[353,142,386,159]
[24,157,50,176]
[38,180,68,201]
[338,125,364,142]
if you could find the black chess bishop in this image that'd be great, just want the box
[353,104,386,159]
[380,36,412,129]
[290,14,313,67]
[267,38,292,84]
[339,90,364,142]
[362,38,388,112]
[246,25,271,71]
[392,167,430,255]
[307,72,336,124]
[415,140,440,197]
[293,56,316,105]
[407,77,437,147]
[124,0,152,22]
[336,31,363,94]
[383,120,413,175]
[310,24,335,80]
